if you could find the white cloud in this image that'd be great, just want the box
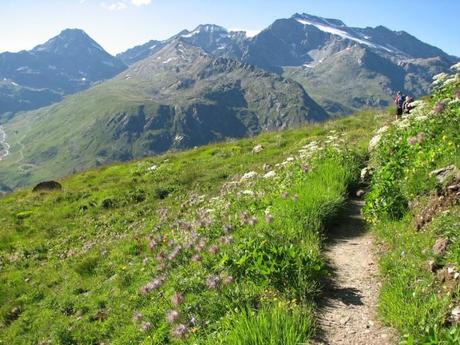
[101,1,128,11]
[131,0,151,6]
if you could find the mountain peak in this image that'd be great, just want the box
[32,28,105,54]
[292,13,346,28]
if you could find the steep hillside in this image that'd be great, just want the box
[0,41,327,191]
[0,111,384,344]
[364,65,460,343]
[0,29,126,115]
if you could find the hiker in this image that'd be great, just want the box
[394,91,405,119]
[403,96,414,114]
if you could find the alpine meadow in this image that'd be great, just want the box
[0,2,459,344]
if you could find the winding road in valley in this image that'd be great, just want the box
[0,126,11,161]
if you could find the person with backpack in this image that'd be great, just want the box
[403,96,414,114]
[394,91,405,119]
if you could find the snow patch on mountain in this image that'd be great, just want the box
[295,18,394,53]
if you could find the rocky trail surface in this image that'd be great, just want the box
[0,126,10,161]
[311,198,396,345]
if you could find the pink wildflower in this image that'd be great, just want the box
[141,321,153,332]
[206,275,221,289]
[171,292,184,307]
[223,276,235,285]
[265,213,274,224]
[171,324,189,339]
[166,310,181,324]
[208,245,220,255]
[132,311,144,322]
[434,101,445,114]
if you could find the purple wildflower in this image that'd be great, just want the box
[140,276,165,294]
[192,255,203,263]
[132,311,144,323]
[223,276,235,285]
[168,246,182,261]
[416,132,426,143]
[281,191,289,199]
[222,224,234,234]
[156,251,166,262]
[434,101,445,114]
[141,321,153,332]
[293,194,299,202]
[265,213,274,224]
[206,275,221,289]
[456,90,460,100]
[407,136,418,145]
[171,292,184,307]
[248,216,258,226]
[208,245,220,255]
[219,236,234,245]
[166,310,181,324]
[171,324,189,339]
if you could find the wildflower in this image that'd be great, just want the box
[407,136,418,145]
[248,216,258,226]
[241,190,255,196]
[281,191,289,199]
[222,224,234,234]
[265,213,274,224]
[132,311,144,322]
[168,246,182,261]
[220,236,234,245]
[148,239,159,251]
[166,310,181,324]
[223,275,235,285]
[141,321,153,332]
[263,171,277,179]
[171,292,184,307]
[156,251,166,261]
[191,254,203,263]
[456,90,460,100]
[241,171,258,180]
[208,245,220,255]
[433,101,445,115]
[195,239,207,253]
[171,324,189,339]
[416,132,426,143]
[206,275,221,289]
[301,164,310,173]
[240,211,250,225]
[292,194,299,202]
[140,276,165,294]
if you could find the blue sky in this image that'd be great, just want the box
[1,0,459,56]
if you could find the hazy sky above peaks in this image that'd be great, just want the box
[0,0,459,56]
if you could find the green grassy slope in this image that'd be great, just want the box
[364,67,460,344]
[0,111,384,344]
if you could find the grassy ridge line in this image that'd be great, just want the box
[364,67,460,344]
[0,112,378,344]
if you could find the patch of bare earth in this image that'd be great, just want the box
[311,199,397,345]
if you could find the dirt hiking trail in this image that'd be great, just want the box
[311,198,397,345]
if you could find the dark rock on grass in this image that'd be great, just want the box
[32,180,62,192]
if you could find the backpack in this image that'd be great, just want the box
[397,95,405,108]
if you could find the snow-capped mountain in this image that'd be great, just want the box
[0,29,126,116]
[116,13,458,115]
